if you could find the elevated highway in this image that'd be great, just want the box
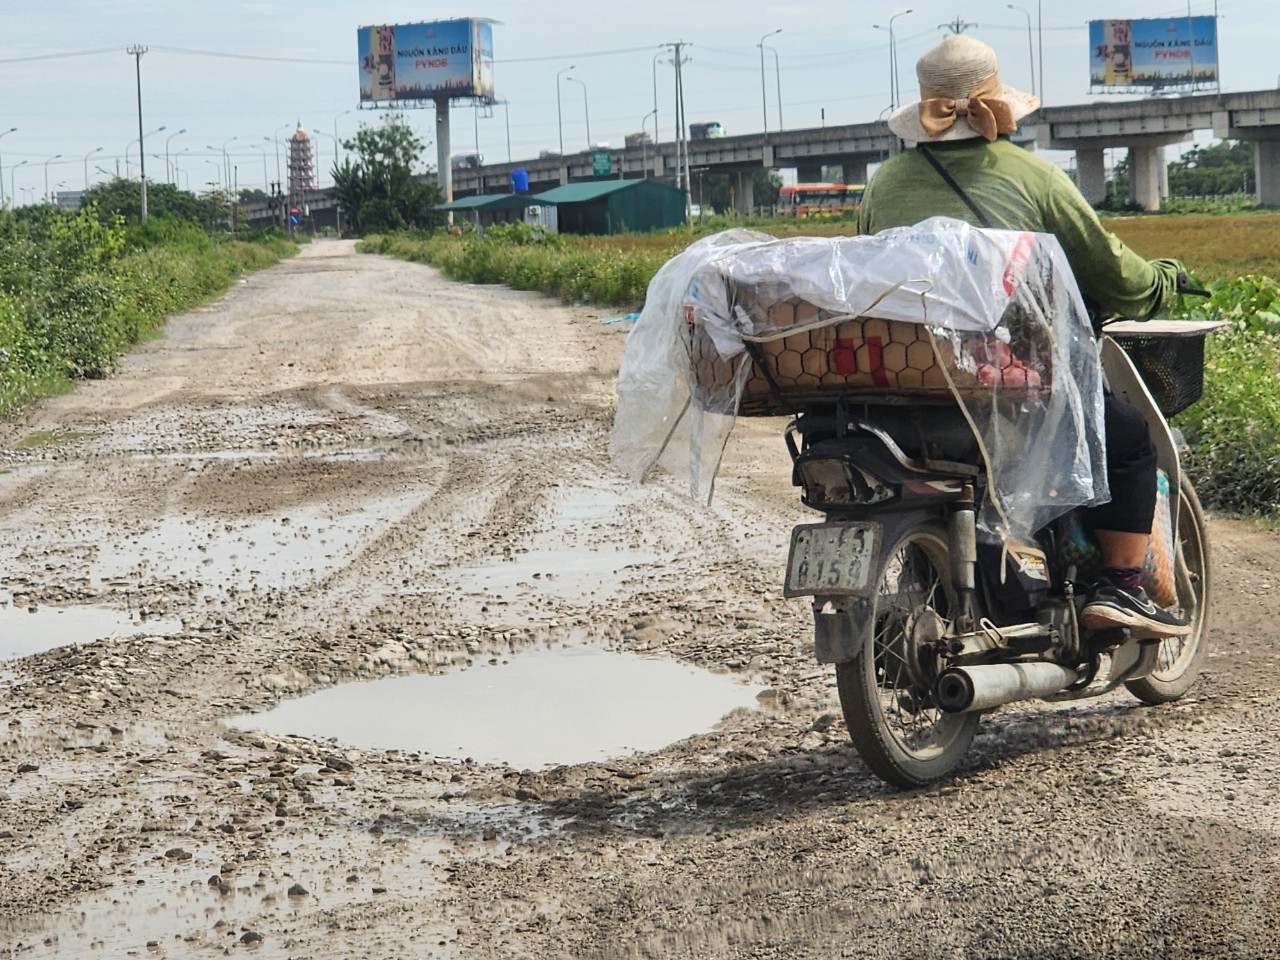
[244,86,1280,227]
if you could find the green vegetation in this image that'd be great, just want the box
[332,114,445,234]
[359,222,667,306]
[0,205,294,418]
[1169,275,1280,513]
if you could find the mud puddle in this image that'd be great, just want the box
[1,832,453,960]
[442,485,660,612]
[88,494,422,594]
[228,645,762,770]
[0,602,183,659]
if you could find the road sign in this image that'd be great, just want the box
[592,152,611,176]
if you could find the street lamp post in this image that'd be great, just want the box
[758,29,781,138]
[219,136,237,190]
[1037,0,1044,106]
[203,159,221,189]
[641,109,657,178]
[565,75,591,149]
[263,136,283,190]
[874,10,913,113]
[126,125,165,178]
[0,127,16,208]
[1007,4,1036,96]
[332,109,352,166]
[164,128,187,184]
[271,123,291,191]
[769,45,784,131]
[246,142,269,192]
[310,130,338,188]
[10,159,28,208]
[652,50,664,144]
[555,65,575,155]
[83,146,103,190]
[43,153,62,203]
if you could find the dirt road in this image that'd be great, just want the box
[2,240,1278,959]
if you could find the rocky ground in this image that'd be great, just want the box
[1,240,1278,959]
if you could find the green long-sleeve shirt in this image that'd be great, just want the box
[857,138,1182,319]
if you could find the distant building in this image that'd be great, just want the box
[55,190,85,211]
[288,122,316,194]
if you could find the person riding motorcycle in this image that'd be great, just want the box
[857,34,1189,639]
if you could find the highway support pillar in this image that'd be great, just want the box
[842,158,869,186]
[1075,148,1107,205]
[1255,140,1280,206]
[734,170,755,216]
[1128,144,1163,212]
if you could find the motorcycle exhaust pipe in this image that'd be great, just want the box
[934,662,1082,713]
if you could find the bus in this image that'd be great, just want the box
[776,182,865,217]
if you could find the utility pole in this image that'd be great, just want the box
[939,16,976,34]
[128,44,149,220]
[668,40,692,215]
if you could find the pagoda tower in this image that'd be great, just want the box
[288,122,316,194]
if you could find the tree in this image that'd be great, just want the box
[1168,140,1254,197]
[333,114,444,233]
[80,178,216,225]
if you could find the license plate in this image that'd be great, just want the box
[785,522,880,597]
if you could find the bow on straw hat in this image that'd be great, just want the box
[888,35,1039,143]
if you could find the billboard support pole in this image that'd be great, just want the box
[436,97,452,206]
[1187,4,1196,92]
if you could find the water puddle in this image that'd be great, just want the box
[0,832,451,960]
[445,544,661,602]
[442,486,659,609]
[229,645,761,769]
[0,602,183,659]
[89,494,422,594]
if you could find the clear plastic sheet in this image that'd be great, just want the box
[610,217,1108,541]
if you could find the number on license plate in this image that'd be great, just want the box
[785,523,879,597]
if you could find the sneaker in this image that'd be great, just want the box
[1080,583,1191,638]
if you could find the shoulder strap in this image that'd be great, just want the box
[918,144,992,229]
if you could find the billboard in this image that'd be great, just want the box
[358,19,495,103]
[1090,17,1217,90]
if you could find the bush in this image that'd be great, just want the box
[0,208,297,418]
[1169,274,1280,512]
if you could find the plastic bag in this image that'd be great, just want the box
[610,218,1108,541]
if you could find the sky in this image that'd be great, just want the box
[1,0,1277,205]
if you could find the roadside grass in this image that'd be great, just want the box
[364,212,1280,515]
[1106,213,1280,281]
[0,211,296,421]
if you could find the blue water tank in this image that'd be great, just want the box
[511,169,529,193]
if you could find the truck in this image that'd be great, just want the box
[689,122,726,141]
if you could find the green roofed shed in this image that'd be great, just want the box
[434,193,538,212]
[530,178,685,235]
[432,192,540,233]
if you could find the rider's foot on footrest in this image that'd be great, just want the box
[1081,583,1190,638]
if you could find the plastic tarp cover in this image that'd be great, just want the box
[609,218,1108,541]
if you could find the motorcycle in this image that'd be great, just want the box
[777,316,1222,788]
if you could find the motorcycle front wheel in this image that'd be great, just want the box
[1125,474,1211,704]
[835,521,979,788]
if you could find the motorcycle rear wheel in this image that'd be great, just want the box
[1126,474,1211,704]
[835,522,979,788]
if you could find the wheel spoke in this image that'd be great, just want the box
[867,539,960,755]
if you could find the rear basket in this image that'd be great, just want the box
[689,297,1051,417]
[1113,333,1205,417]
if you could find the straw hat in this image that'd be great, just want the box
[888,35,1039,143]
